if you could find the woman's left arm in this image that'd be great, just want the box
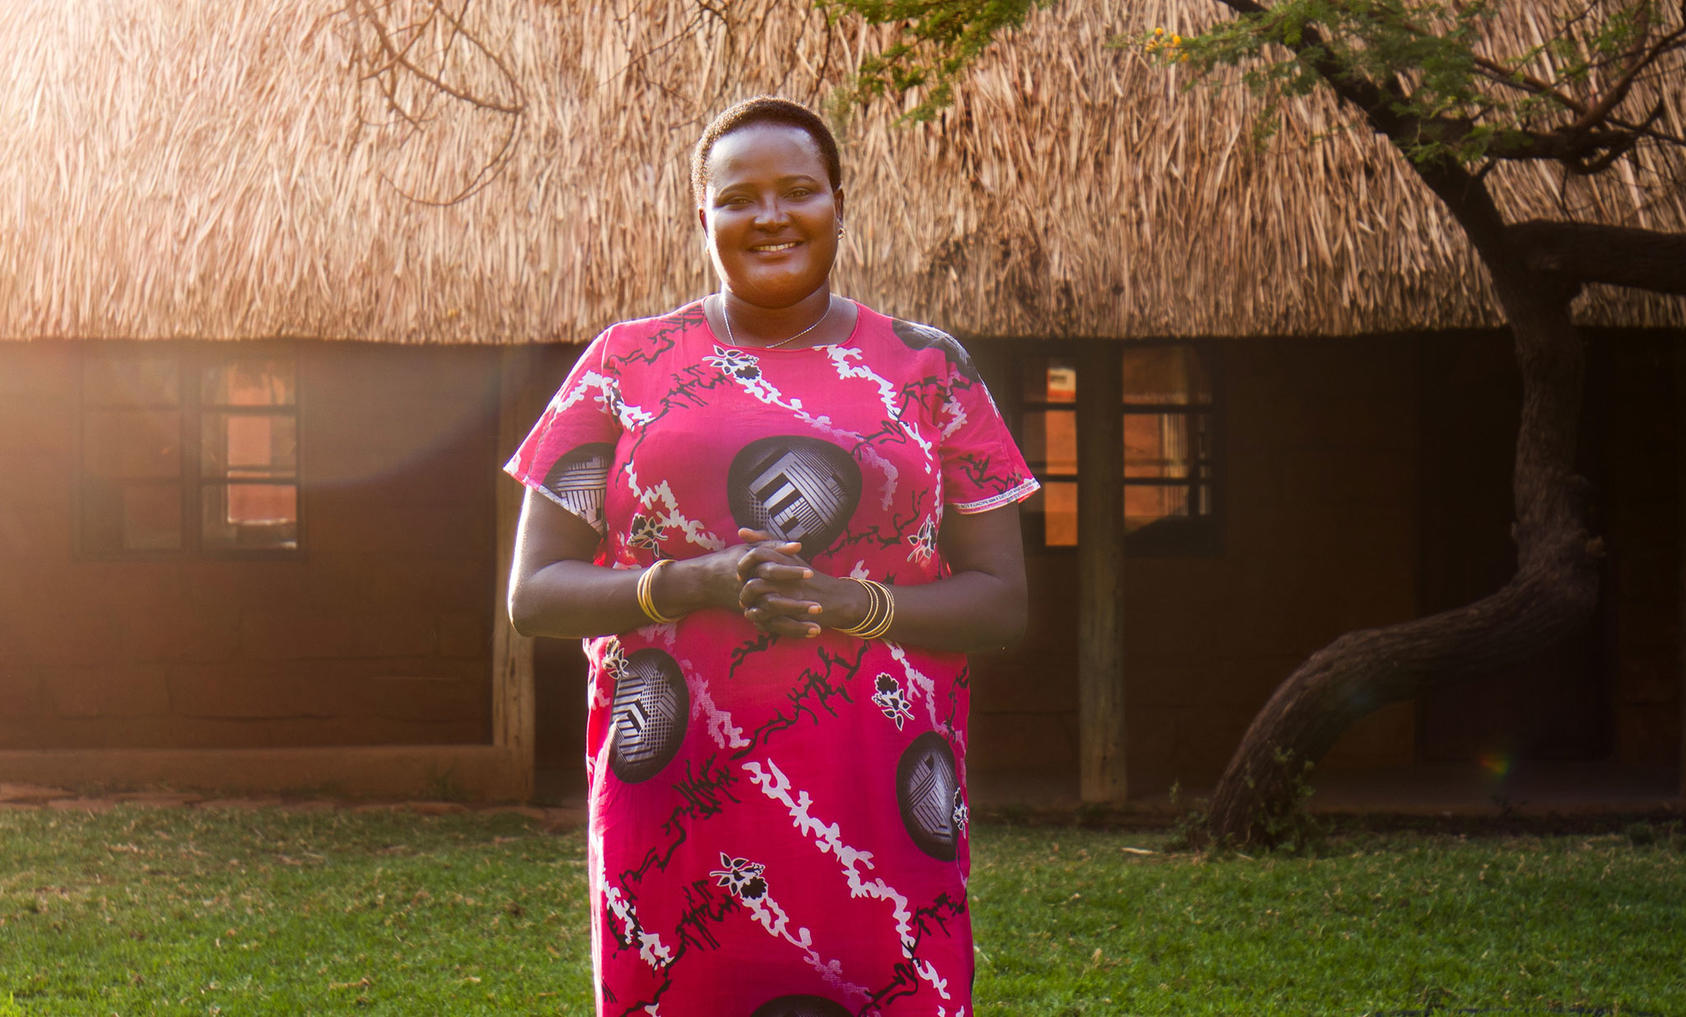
[739,504,1029,653]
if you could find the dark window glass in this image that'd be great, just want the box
[80,354,184,553]
[1016,346,1217,553]
[1020,359,1080,547]
[80,349,299,556]
[1122,346,1214,538]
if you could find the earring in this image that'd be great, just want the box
[836,223,846,238]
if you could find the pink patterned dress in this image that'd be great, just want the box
[505,299,1037,1017]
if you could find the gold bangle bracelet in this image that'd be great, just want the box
[861,581,895,639]
[636,558,678,624]
[848,579,878,636]
[835,577,877,636]
[837,577,894,639]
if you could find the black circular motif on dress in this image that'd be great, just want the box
[727,436,862,554]
[896,731,960,861]
[540,442,614,532]
[748,995,852,1017]
[609,648,689,783]
[891,318,980,381]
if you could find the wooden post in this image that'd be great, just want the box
[492,348,537,801]
[1078,343,1127,803]
[1678,341,1685,799]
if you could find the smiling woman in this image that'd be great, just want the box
[503,97,1039,1016]
[696,119,847,341]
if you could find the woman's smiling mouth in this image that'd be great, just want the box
[750,240,800,252]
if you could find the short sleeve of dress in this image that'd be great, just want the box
[937,350,1041,514]
[503,328,622,534]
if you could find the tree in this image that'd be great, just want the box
[825,0,1686,844]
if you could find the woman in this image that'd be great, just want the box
[506,96,1038,1017]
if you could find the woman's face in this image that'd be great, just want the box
[698,122,844,309]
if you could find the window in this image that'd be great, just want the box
[1020,360,1079,547]
[80,348,299,555]
[1122,346,1215,547]
[1018,345,1217,552]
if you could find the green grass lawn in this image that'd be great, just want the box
[1,807,1681,1015]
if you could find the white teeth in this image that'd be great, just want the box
[753,242,797,252]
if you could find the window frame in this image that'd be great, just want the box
[1017,356,1081,549]
[980,338,1223,557]
[75,342,304,561]
[1120,342,1221,556]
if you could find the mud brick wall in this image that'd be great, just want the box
[969,329,1681,797]
[0,342,502,751]
[967,334,1424,796]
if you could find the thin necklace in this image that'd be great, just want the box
[720,295,830,350]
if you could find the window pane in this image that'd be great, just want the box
[1023,408,1078,476]
[83,353,179,407]
[202,484,298,550]
[202,412,298,477]
[1126,484,1209,531]
[1124,412,1207,479]
[82,479,183,552]
[84,409,181,478]
[1023,481,1077,547]
[1022,358,1078,403]
[203,358,295,406]
[124,484,185,550]
[1120,346,1215,540]
[1122,345,1210,405]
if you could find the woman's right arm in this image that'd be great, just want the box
[507,488,811,639]
[507,489,650,638]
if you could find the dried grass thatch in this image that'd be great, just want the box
[0,0,1681,343]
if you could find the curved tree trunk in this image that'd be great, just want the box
[1206,181,1605,845]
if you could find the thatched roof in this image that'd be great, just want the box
[1,0,1682,343]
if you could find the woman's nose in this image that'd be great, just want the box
[752,199,789,227]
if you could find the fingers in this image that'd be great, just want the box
[738,576,821,613]
[739,578,824,638]
[740,587,823,616]
[745,600,822,640]
[734,529,828,638]
[748,562,813,583]
[738,527,802,555]
[746,611,822,639]
[740,592,822,638]
[734,541,812,584]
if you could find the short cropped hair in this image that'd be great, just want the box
[691,96,843,206]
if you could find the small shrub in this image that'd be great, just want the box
[1628,818,1685,851]
[1256,748,1328,855]
[423,767,468,803]
[1165,781,1210,852]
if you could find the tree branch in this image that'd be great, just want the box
[1484,125,1640,166]
[1509,220,1686,294]
[1564,5,1669,137]
[1211,0,1511,252]
[355,0,524,115]
[345,0,527,206]
[1214,0,1414,137]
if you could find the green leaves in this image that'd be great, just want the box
[820,0,1054,121]
[1189,0,1685,166]
[826,0,1686,169]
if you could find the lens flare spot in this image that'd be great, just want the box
[1478,751,1512,777]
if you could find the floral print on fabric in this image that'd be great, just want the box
[505,299,1037,1017]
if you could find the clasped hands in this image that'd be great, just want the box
[728,527,864,639]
